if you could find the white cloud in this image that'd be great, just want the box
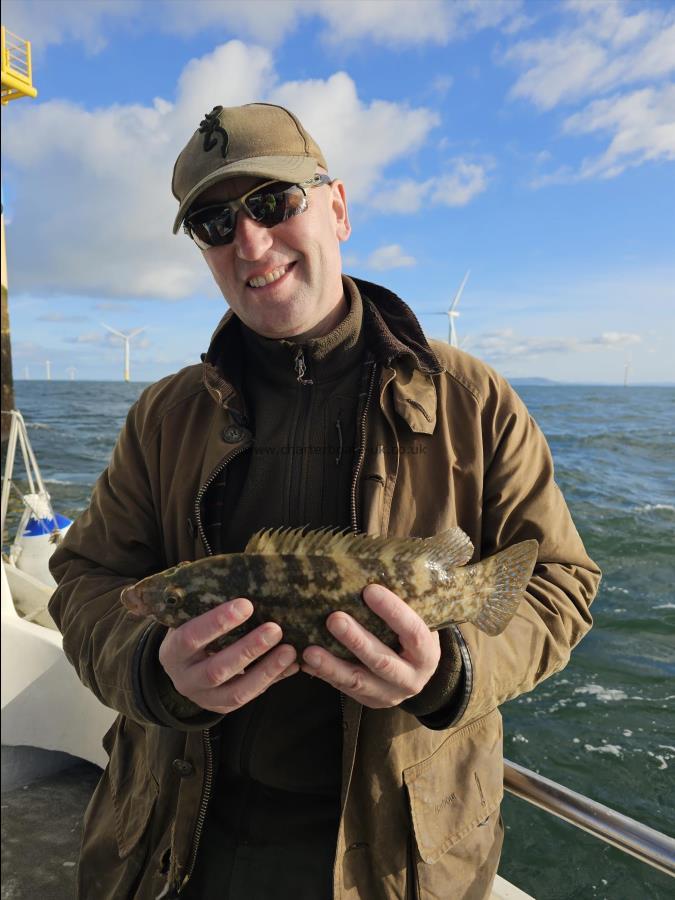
[70,331,107,345]
[367,244,416,271]
[3,0,527,52]
[470,328,642,361]
[167,0,527,48]
[503,2,675,183]
[563,85,675,179]
[37,312,87,322]
[1,41,440,301]
[2,0,140,54]
[505,4,675,111]
[158,0,306,45]
[268,73,439,200]
[370,160,489,212]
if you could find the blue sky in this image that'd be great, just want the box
[2,0,674,383]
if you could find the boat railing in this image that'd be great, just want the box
[504,758,675,878]
[1,408,56,544]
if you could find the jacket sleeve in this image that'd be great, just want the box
[48,398,219,730]
[444,376,601,729]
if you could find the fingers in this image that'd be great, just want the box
[204,645,299,714]
[158,598,300,714]
[167,597,254,661]
[300,584,440,709]
[302,618,411,708]
[196,622,285,689]
[361,584,431,662]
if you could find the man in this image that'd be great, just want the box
[49,103,601,900]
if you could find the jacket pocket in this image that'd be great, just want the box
[403,708,503,864]
[107,716,159,859]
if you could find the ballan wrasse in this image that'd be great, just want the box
[121,526,538,658]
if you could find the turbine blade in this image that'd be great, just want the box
[449,270,470,312]
[101,322,125,339]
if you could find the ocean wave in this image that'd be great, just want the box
[574,685,628,702]
[632,504,675,513]
[26,422,51,430]
[584,743,623,757]
[45,479,77,486]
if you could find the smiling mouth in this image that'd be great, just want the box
[247,262,295,289]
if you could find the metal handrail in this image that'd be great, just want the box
[504,758,675,878]
[1,26,37,102]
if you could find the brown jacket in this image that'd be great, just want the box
[49,277,600,900]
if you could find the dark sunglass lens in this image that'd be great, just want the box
[246,189,284,225]
[189,207,236,247]
[246,185,308,226]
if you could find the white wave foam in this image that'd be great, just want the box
[654,603,675,609]
[633,503,675,513]
[646,751,669,770]
[604,586,629,594]
[574,684,628,702]
[584,743,623,757]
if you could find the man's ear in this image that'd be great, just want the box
[331,181,351,243]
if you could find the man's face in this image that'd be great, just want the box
[194,174,351,341]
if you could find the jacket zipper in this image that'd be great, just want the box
[181,730,214,892]
[193,443,250,556]
[182,439,252,891]
[288,347,313,522]
[350,359,377,535]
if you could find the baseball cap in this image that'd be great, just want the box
[171,102,328,233]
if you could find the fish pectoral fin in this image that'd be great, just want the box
[469,539,539,636]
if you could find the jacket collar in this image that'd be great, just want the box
[201,275,442,413]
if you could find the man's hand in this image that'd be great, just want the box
[300,584,441,709]
[158,598,299,715]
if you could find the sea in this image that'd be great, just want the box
[5,380,675,900]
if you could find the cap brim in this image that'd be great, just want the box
[172,155,319,233]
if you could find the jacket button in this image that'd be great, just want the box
[172,758,194,777]
[222,425,247,443]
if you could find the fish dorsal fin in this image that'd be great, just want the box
[245,525,473,566]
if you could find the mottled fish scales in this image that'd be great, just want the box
[121,526,539,659]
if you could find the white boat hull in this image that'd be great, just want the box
[1,559,116,769]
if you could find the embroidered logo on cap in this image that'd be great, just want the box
[199,106,229,158]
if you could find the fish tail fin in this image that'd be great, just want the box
[465,539,539,636]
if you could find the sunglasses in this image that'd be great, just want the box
[183,174,333,250]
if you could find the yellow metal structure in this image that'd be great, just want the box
[1,27,37,103]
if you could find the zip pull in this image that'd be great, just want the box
[294,347,313,385]
[335,413,343,465]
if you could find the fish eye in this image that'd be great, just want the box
[164,586,185,606]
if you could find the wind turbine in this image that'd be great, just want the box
[102,324,145,382]
[45,360,51,381]
[624,353,632,387]
[66,366,77,381]
[430,271,470,347]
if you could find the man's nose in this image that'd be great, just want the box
[232,211,274,260]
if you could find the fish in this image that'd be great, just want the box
[121,526,538,659]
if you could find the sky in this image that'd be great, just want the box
[2,0,674,384]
